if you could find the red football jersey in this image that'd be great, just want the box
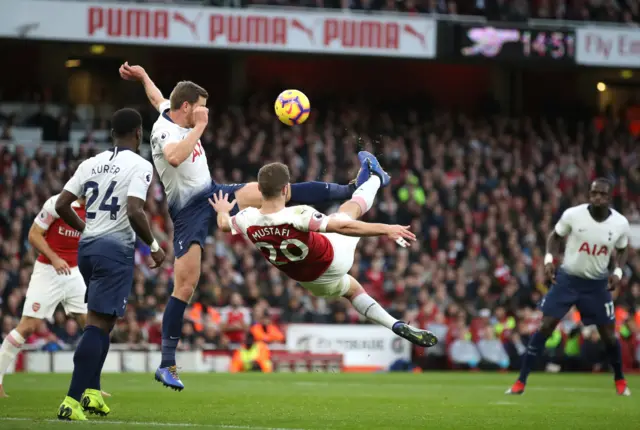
[220,306,251,343]
[230,205,334,282]
[34,195,85,267]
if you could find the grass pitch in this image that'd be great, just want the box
[0,372,637,429]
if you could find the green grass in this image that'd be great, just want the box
[0,372,637,429]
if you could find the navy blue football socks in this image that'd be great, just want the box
[160,296,188,368]
[518,331,547,384]
[606,339,625,380]
[87,328,111,391]
[67,325,104,401]
[289,182,354,205]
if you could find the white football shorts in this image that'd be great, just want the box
[22,261,87,319]
[299,213,360,298]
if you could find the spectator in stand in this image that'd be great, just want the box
[229,332,273,373]
[220,292,251,344]
[250,312,285,344]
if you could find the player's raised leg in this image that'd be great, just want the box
[314,156,434,347]
[333,152,390,221]
[343,275,437,347]
[233,150,387,211]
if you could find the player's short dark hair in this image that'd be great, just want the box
[170,81,209,110]
[111,108,142,138]
[258,162,290,199]
[592,177,613,192]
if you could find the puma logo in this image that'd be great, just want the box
[172,12,202,40]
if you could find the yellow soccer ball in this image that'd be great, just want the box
[274,89,311,126]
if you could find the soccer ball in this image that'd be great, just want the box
[274,90,311,126]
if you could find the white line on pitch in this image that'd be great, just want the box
[293,381,610,393]
[0,418,306,430]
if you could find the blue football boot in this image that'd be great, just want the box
[155,366,184,391]
[357,151,390,187]
[355,152,374,188]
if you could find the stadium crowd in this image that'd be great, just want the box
[1,96,640,372]
[78,0,640,24]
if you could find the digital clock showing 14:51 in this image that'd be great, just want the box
[460,26,576,62]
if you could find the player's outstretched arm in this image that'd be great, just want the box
[127,196,165,268]
[55,191,86,234]
[119,62,167,111]
[325,217,416,242]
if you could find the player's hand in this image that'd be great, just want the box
[52,257,71,276]
[209,191,237,214]
[150,248,165,269]
[119,62,148,81]
[194,106,209,127]
[386,225,416,247]
[608,273,622,291]
[544,263,556,284]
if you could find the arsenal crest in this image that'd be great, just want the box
[32,302,41,312]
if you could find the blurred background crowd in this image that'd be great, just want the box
[82,0,640,25]
[2,92,640,371]
[2,0,640,374]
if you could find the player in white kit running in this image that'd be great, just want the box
[119,62,373,390]
[0,195,86,397]
[210,160,438,348]
[55,108,165,421]
[507,178,631,396]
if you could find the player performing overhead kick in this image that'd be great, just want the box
[119,62,371,390]
[55,108,165,420]
[209,160,438,348]
[507,178,631,396]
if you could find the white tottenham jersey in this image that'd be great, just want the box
[555,204,630,280]
[63,147,153,256]
[150,100,210,216]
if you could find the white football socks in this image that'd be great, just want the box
[351,293,397,330]
[350,176,381,216]
[0,329,25,384]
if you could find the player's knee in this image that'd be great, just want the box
[71,313,88,328]
[235,182,260,209]
[174,248,201,300]
[16,316,41,338]
[343,277,364,300]
[87,311,117,334]
[598,325,617,345]
[539,317,559,336]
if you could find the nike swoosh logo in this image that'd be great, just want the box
[169,336,180,340]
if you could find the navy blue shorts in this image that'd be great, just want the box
[172,182,246,259]
[540,270,615,326]
[78,252,134,318]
